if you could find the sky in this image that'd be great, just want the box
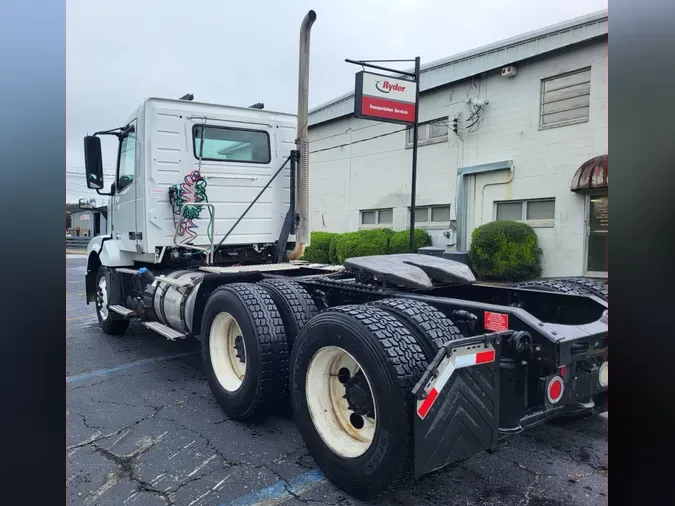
[66,0,607,204]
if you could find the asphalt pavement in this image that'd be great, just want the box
[66,255,608,506]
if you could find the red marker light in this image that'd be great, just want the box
[559,365,568,378]
[546,376,564,404]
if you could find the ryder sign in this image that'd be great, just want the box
[354,71,417,125]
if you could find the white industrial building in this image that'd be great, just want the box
[307,10,608,278]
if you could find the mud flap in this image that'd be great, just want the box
[411,331,509,478]
[104,268,127,319]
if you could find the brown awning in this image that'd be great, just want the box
[571,155,608,192]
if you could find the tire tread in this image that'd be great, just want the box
[513,279,587,295]
[555,277,608,301]
[370,298,463,360]
[257,279,318,346]
[210,283,289,419]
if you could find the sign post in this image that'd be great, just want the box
[347,57,421,253]
[409,57,421,253]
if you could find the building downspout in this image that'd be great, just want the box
[287,10,317,261]
[455,160,513,251]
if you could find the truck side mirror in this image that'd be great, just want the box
[84,136,104,189]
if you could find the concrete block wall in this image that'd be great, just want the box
[308,37,607,277]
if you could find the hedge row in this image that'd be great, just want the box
[303,221,542,283]
[302,228,432,265]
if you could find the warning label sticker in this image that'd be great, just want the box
[484,311,509,331]
[151,188,165,199]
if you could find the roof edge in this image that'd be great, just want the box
[309,9,608,122]
[144,97,297,118]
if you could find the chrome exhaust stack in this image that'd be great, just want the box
[287,9,316,261]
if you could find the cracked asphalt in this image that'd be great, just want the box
[66,255,608,506]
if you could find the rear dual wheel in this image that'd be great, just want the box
[201,283,289,420]
[291,305,429,499]
[201,280,318,420]
[202,282,456,498]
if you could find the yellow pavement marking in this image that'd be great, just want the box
[67,315,97,321]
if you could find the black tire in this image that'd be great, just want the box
[512,279,588,295]
[290,305,428,499]
[94,266,130,336]
[257,279,318,348]
[201,283,289,420]
[555,278,608,302]
[369,298,463,361]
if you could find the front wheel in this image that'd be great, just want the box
[94,266,129,336]
[290,305,428,499]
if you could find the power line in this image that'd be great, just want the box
[309,127,408,154]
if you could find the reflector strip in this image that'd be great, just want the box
[416,387,439,419]
[476,350,495,364]
[417,347,496,419]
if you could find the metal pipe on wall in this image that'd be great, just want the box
[455,160,513,251]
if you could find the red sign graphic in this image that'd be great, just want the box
[361,96,416,123]
[484,311,509,332]
[375,80,407,94]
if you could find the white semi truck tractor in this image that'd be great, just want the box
[81,10,608,499]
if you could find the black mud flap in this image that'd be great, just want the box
[104,268,127,319]
[411,331,509,479]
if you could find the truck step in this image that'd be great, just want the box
[155,275,195,288]
[144,321,187,341]
[115,268,139,275]
[109,305,133,316]
[199,263,302,274]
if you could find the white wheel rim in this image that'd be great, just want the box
[97,276,109,320]
[306,346,377,459]
[209,312,247,392]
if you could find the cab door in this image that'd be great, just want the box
[112,121,139,252]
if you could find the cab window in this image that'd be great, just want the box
[117,132,136,191]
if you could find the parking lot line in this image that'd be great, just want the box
[226,470,325,506]
[67,315,97,321]
[66,351,200,383]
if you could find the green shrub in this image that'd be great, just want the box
[388,229,432,254]
[468,220,542,282]
[328,235,340,264]
[302,231,338,264]
[335,229,392,264]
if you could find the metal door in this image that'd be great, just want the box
[112,121,139,252]
[585,193,608,275]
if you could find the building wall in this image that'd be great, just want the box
[70,210,108,237]
[307,38,607,277]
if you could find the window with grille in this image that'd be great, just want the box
[495,199,555,222]
[540,68,591,128]
[408,205,451,225]
[405,119,448,147]
[360,208,393,226]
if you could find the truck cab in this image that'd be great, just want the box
[85,98,298,268]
